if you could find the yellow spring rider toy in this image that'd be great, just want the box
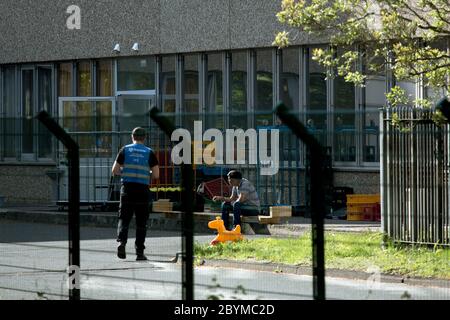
[208,217,244,246]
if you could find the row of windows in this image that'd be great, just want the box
[1,46,415,166]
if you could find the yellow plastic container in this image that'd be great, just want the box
[346,194,380,204]
[347,211,364,221]
[346,194,380,221]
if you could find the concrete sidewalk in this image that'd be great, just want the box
[0,203,381,236]
[0,220,448,300]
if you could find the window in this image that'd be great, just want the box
[96,59,112,96]
[397,80,416,106]
[160,55,176,124]
[230,51,247,129]
[307,47,327,147]
[76,61,92,96]
[183,54,200,131]
[281,47,299,111]
[255,49,273,127]
[363,57,384,163]
[117,57,155,91]
[424,39,448,103]
[2,66,17,158]
[280,47,301,164]
[206,53,224,129]
[21,69,34,155]
[62,100,112,158]
[58,63,72,97]
[37,67,53,158]
[334,76,356,162]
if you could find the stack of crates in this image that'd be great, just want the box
[346,194,381,221]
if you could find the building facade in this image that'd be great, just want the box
[0,0,404,205]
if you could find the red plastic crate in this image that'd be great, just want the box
[203,178,232,199]
[363,203,381,221]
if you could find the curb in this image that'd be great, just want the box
[0,208,380,237]
[199,259,450,289]
[0,209,270,235]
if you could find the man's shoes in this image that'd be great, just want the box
[136,249,148,261]
[117,243,126,259]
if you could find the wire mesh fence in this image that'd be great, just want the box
[1,108,450,300]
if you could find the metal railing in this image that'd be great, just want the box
[382,107,450,246]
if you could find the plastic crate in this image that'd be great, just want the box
[203,177,232,199]
[346,194,380,204]
[347,203,381,221]
[363,203,381,221]
[347,211,364,221]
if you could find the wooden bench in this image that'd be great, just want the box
[153,205,292,223]
[258,205,292,224]
[152,205,292,235]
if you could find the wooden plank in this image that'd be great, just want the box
[269,206,292,217]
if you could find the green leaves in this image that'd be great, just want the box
[275,0,450,127]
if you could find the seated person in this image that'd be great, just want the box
[212,170,261,230]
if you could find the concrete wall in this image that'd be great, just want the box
[334,170,380,195]
[0,165,57,204]
[0,0,321,64]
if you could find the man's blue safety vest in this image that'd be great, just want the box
[121,143,152,185]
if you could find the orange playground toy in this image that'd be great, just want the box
[208,217,244,245]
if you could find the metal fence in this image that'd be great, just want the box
[381,107,450,246]
[0,114,308,211]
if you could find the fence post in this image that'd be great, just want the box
[36,110,80,300]
[275,102,326,300]
[150,107,194,301]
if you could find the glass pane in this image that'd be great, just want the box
[255,49,273,127]
[77,61,92,96]
[58,63,72,97]
[206,53,223,129]
[425,39,448,103]
[334,76,355,162]
[161,56,176,125]
[183,54,200,131]
[76,101,95,157]
[96,60,112,96]
[230,51,247,129]
[120,98,151,131]
[62,101,113,158]
[38,67,53,158]
[398,80,416,105]
[2,66,16,158]
[95,101,113,157]
[119,97,152,146]
[364,75,384,162]
[62,101,75,132]
[281,47,299,111]
[22,69,34,154]
[117,57,155,91]
[307,47,327,146]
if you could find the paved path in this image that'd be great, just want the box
[1,221,449,300]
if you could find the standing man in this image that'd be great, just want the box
[112,127,159,261]
[212,170,261,230]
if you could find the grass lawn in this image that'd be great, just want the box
[194,232,450,279]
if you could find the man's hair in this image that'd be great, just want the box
[227,170,242,180]
[132,127,146,140]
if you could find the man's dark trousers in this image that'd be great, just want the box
[117,183,150,250]
[221,202,259,230]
